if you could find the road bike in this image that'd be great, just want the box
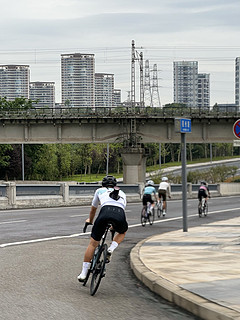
[156,200,163,218]
[82,222,114,296]
[141,202,154,226]
[198,198,208,217]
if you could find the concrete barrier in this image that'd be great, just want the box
[0,182,239,210]
[218,183,240,196]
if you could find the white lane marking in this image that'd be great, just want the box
[70,214,88,218]
[0,205,90,214]
[0,220,27,225]
[205,207,240,214]
[1,207,240,248]
[0,232,91,248]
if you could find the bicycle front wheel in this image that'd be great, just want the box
[90,244,107,296]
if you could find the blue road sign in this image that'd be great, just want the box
[180,118,191,133]
[233,119,240,139]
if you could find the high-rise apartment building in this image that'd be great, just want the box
[113,89,121,106]
[30,81,55,108]
[197,73,210,107]
[61,53,95,107]
[95,73,114,107]
[235,57,240,106]
[173,61,198,107]
[0,65,30,100]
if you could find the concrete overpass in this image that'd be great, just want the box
[0,106,239,183]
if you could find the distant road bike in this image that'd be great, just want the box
[82,222,114,296]
[198,198,208,217]
[156,200,163,218]
[141,202,154,226]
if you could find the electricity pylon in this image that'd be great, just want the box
[144,60,152,107]
[151,64,161,108]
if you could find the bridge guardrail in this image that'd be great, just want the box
[0,182,239,210]
[0,106,239,119]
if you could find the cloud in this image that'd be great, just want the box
[2,2,240,49]
[0,0,240,105]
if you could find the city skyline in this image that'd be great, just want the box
[1,0,240,105]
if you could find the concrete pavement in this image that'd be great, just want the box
[130,216,240,320]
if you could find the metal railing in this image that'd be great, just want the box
[0,106,239,120]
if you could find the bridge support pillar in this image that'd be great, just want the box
[121,148,146,184]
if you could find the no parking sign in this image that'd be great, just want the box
[233,119,240,139]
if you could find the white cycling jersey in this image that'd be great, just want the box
[158,182,171,196]
[92,187,127,210]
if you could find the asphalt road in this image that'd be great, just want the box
[1,196,240,320]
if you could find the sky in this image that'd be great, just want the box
[1,0,240,105]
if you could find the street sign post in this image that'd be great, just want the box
[233,140,240,147]
[175,118,191,232]
[175,118,191,133]
[233,119,240,139]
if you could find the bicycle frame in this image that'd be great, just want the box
[147,202,152,214]
[91,224,110,270]
[141,202,155,226]
[198,197,207,217]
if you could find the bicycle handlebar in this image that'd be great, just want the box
[83,222,93,233]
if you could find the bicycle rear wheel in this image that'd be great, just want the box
[90,244,107,296]
[82,262,92,287]
[157,202,163,218]
[204,202,208,216]
[198,202,202,217]
[141,207,147,226]
[148,208,155,225]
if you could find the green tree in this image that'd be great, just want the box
[0,96,36,110]
[0,145,13,179]
[33,145,59,180]
[56,144,72,179]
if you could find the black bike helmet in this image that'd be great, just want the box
[102,175,117,187]
[201,181,207,186]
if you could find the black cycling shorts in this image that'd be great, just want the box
[91,205,128,241]
[142,194,154,205]
[198,189,207,200]
[158,189,167,201]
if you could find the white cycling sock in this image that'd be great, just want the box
[78,262,91,278]
[108,241,118,253]
[82,261,91,271]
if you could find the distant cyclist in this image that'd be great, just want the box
[158,177,171,216]
[142,180,157,214]
[198,181,210,205]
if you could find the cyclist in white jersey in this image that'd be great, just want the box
[158,176,171,216]
[78,175,128,282]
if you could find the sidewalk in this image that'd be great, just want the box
[130,216,240,320]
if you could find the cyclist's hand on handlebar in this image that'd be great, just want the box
[83,220,93,233]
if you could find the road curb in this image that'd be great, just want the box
[130,238,240,320]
